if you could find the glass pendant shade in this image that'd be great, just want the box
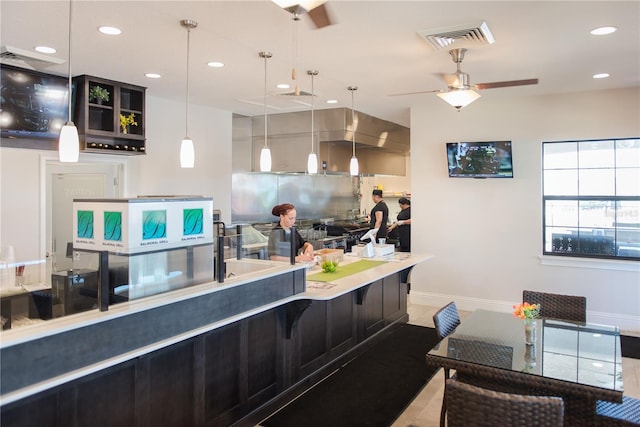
[307,152,318,174]
[180,137,195,168]
[349,156,359,176]
[437,88,481,110]
[59,123,79,162]
[260,147,272,172]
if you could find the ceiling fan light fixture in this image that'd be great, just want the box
[437,88,481,111]
[272,0,323,13]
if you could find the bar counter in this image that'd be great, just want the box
[1,252,432,427]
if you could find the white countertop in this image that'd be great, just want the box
[0,253,433,347]
[303,252,433,300]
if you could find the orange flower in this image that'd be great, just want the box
[513,302,540,319]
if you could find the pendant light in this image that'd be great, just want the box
[58,0,79,163]
[180,19,197,168]
[348,85,359,176]
[306,70,318,174]
[259,51,273,172]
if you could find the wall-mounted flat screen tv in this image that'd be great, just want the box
[446,141,514,178]
[1,64,70,149]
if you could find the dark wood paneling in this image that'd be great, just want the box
[204,323,242,421]
[247,310,278,402]
[298,300,329,377]
[148,341,195,427]
[383,274,402,321]
[362,279,385,338]
[1,393,58,427]
[330,292,356,351]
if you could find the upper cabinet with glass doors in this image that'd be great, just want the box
[73,75,146,154]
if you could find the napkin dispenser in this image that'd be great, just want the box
[360,242,375,258]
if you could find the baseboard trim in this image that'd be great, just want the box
[409,291,640,336]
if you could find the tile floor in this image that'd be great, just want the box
[391,299,640,427]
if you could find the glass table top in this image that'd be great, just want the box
[428,309,623,393]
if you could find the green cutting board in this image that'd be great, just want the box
[306,260,387,282]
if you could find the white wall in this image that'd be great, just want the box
[409,88,640,333]
[0,94,233,284]
[128,95,233,222]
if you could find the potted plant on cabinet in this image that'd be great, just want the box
[89,85,110,104]
[119,113,138,134]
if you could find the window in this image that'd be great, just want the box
[543,138,640,260]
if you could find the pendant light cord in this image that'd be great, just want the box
[351,89,356,157]
[66,0,73,124]
[264,54,268,149]
[185,26,191,138]
[310,73,315,154]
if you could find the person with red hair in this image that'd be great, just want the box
[268,203,314,262]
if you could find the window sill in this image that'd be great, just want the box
[539,255,640,272]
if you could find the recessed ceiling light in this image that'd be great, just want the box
[145,73,161,79]
[207,61,224,68]
[593,73,610,79]
[277,83,290,89]
[99,26,122,35]
[35,46,56,54]
[590,26,617,36]
[326,99,338,104]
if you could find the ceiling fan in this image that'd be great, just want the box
[272,1,335,29]
[389,48,538,110]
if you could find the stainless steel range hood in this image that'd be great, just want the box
[251,108,410,175]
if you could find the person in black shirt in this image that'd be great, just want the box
[268,203,314,262]
[387,197,411,252]
[368,189,389,243]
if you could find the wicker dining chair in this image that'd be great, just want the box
[432,301,461,427]
[522,290,587,323]
[445,379,565,427]
[433,301,461,340]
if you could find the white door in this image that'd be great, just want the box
[47,163,120,272]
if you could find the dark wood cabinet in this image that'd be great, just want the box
[73,75,146,154]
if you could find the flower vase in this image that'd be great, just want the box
[524,319,537,345]
[122,127,128,134]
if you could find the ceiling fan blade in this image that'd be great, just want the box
[388,89,442,97]
[475,78,538,90]
[307,3,334,28]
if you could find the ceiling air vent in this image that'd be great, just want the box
[417,21,495,49]
[0,45,65,70]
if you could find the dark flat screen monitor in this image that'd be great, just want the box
[1,64,70,148]
[446,141,514,178]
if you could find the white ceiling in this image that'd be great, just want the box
[2,1,639,128]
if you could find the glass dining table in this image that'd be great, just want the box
[426,309,624,425]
